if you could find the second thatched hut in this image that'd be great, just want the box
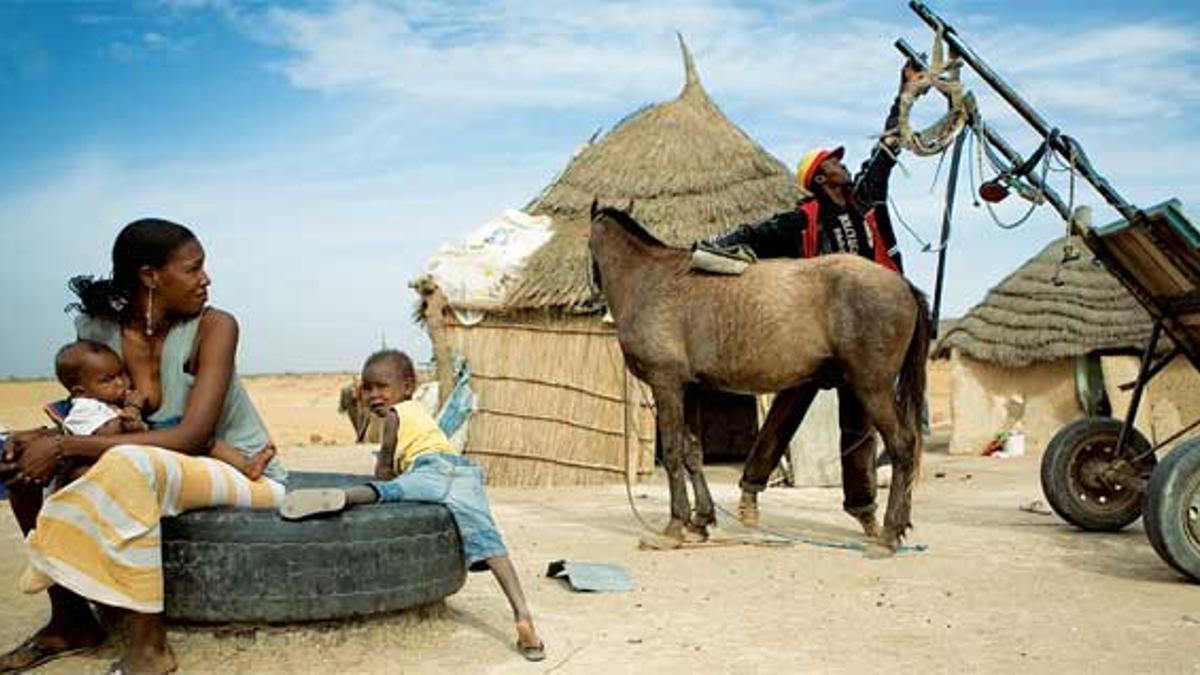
[935,235,1200,455]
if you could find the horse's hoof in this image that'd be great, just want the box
[682,524,709,543]
[638,533,683,551]
[863,541,896,559]
[852,513,880,539]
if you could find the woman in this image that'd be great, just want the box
[0,219,285,674]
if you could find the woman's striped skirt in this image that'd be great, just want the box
[20,445,284,613]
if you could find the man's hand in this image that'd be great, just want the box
[900,59,921,88]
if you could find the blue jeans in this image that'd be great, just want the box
[370,453,507,571]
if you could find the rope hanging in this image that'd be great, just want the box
[895,25,975,156]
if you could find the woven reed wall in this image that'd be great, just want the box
[440,310,656,487]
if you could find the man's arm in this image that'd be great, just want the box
[706,210,808,259]
[853,61,920,210]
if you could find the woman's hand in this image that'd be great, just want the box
[14,434,63,486]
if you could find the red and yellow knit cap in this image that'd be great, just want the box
[796,146,845,192]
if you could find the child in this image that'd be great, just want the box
[54,340,276,479]
[280,349,545,662]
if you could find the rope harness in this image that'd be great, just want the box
[895,26,975,157]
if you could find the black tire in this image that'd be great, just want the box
[162,472,466,623]
[1040,418,1156,532]
[1144,438,1200,582]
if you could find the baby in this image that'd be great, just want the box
[281,349,544,661]
[54,340,275,479]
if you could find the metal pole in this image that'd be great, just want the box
[908,1,1138,222]
[895,38,1071,221]
[1116,321,1161,457]
[930,131,965,338]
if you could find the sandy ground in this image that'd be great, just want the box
[0,373,359,448]
[1,444,1199,674]
[3,365,1198,673]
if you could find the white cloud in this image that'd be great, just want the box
[101,29,189,62]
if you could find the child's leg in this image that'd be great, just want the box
[485,555,543,659]
[210,441,275,481]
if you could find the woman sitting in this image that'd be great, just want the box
[0,218,285,675]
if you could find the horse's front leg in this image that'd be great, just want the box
[681,388,713,541]
[644,385,690,549]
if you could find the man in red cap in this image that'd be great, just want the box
[709,60,919,536]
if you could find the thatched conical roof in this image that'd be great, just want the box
[934,236,1156,367]
[505,36,804,310]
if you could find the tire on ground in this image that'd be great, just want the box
[1144,438,1200,582]
[1040,418,1155,532]
[162,472,466,623]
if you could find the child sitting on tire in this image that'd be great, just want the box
[54,339,277,479]
[280,349,545,662]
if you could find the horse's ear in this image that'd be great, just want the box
[590,198,599,221]
[626,199,635,214]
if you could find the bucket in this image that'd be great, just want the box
[1002,430,1026,457]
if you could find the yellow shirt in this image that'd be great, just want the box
[391,400,457,473]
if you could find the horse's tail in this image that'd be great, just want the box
[897,281,931,476]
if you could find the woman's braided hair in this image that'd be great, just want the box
[68,218,197,322]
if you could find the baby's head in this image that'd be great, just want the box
[55,340,130,404]
[360,349,416,415]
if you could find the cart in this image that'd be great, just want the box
[1040,200,1200,581]
[904,3,1200,581]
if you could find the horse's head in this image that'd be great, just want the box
[589,202,666,249]
[588,200,674,309]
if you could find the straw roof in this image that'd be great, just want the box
[506,36,804,310]
[934,236,1155,367]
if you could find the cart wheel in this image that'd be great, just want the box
[1144,438,1200,582]
[1040,417,1156,531]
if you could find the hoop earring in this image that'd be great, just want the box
[145,287,155,337]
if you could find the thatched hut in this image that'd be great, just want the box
[935,236,1200,455]
[415,38,808,486]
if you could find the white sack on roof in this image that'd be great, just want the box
[425,209,553,311]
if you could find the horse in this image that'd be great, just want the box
[588,203,930,554]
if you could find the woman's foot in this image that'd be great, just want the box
[111,641,177,674]
[242,445,277,481]
[515,618,544,662]
[114,613,176,675]
[0,620,106,673]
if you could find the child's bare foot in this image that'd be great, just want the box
[242,445,276,481]
[515,618,544,662]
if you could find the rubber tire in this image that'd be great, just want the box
[162,472,466,624]
[1144,438,1200,582]
[1040,418,1156,532]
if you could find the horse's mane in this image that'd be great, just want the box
[594,206,668,249]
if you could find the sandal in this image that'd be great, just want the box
[517,640,546,663]
[279,489,348,521]
[0,636,95,673]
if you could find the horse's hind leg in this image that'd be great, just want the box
[680,387,714,541]
[738,384,818,527]
[837,385,880,539]
[852,381,918,555]
[645,384,690,548]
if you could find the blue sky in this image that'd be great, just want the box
[2,0,1199,378]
